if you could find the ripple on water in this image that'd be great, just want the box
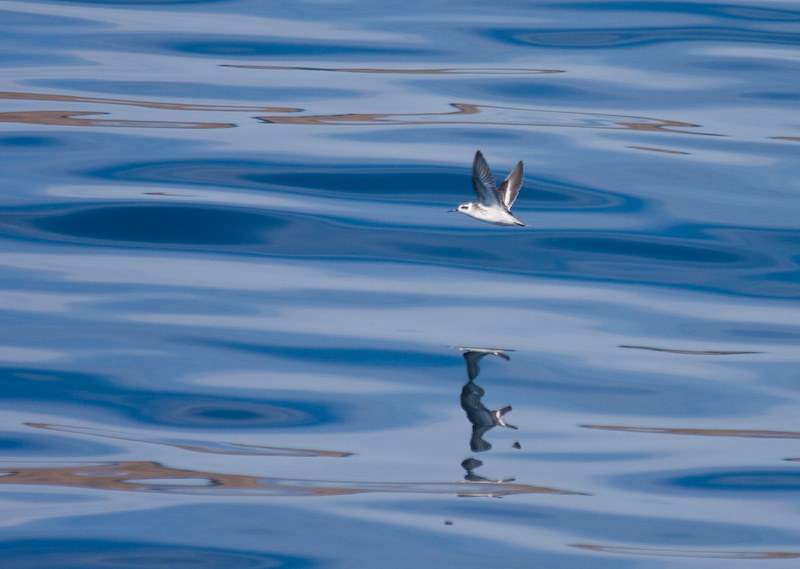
[491,26,800,49]
[0,540,306,569]
[614,467,800,497]
[0,367,341,430]
[3,201,784,297]
[31,204,285,246]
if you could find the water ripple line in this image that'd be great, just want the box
[0,110,234,129]
[27,422,351,458]
[571,544,800,559]
[224,64,564,75]
[584,425,800,439]
[0,91,300,113]
[0,461,583,497]
[257,103,719,135]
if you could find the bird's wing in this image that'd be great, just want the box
[472,151,500,206]
[463,351,488,381]
[497,161,523,209]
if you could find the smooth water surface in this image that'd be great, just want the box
[1,0,799,567]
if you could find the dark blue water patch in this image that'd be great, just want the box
[489,26,800,49]
[333,126,529,145]
[170,39,440,58]
[24,79,360,101]
[0,539,310,569]
[0,367,339,430]
[407,78,621,104]
[30,204,285,246]
[539,235,743,264]
[0,433,118,457]
[84,158,628,209]
[5,204,788,298]
[72,33,444,59]
[254,170,624,210]
[615,467,800,498]
[555,2,800,22]
[0,136,64,149]
[677,470,800,492]
[739,91,800,101]
[198,338,457,368]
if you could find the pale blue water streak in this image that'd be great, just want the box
[0,0,799,567]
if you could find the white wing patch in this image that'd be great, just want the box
[498,161,523,209]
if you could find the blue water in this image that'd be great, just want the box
[1,0,799,567]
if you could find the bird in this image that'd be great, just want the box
[450,150,525,226]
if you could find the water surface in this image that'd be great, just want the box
[1,0,799,567]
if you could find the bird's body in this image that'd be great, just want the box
[452,151,525,226]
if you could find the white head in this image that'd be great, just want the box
[450,202,480,217]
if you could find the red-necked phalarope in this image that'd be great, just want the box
[450,150,525,226]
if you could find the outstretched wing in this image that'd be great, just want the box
[497,161,523,209]
[472,150,500,206]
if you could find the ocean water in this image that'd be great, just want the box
[1,0,799,567]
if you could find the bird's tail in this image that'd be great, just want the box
[494,406,518,429]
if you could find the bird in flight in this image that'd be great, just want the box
[451,150,525,226]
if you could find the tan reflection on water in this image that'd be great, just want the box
[620,345,760,355]
[224,65,563,75]
[0,91,300,113]
[627,146,690,155]
[0,110,233,129]
[0,461,580,497]
[571,544,800,559]
[28,422,350,458]
[584,425,800,439]
[257,103,713,135]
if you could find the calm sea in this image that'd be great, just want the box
[1,0,799,567]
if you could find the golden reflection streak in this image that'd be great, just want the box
[619,345,760,355]
[0,461,582,497]
[0,91,300,113]
[0,111,233,129]
[571,544,800,559]
[584,425,800,439]
[257,103,713,135]
[224,64,563,75]
[27,422,350,458]
[772,137,800,141]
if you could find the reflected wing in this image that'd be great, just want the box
[472,150,500,206]
[498,161,523,209]
[463,351,488,380]
[470,429,492,452]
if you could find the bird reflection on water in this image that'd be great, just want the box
[455,347,518,453]
[461,458,514,483]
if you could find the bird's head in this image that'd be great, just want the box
[449,203,477,214]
